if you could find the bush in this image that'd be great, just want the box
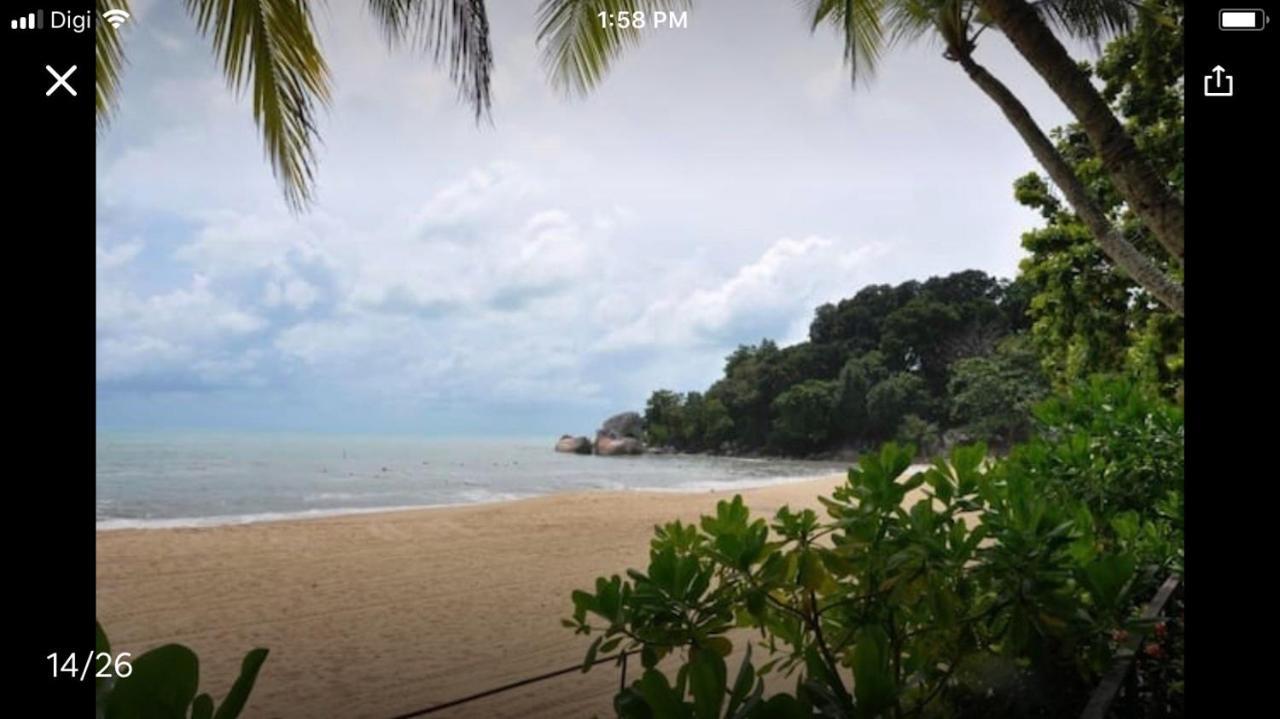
[567,441,1174,718]
[1008,375,1183,518]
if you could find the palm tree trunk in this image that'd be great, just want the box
[976,0,1184,264]
[955,52,1184,315]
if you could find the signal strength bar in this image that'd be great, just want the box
[11,10,44,30]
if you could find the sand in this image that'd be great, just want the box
[96,474,859,718]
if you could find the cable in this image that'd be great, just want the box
[385,651,632,718]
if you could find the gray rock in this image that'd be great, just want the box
[594,433,645,456]
[555,435,592,455]
[599,411,644,440]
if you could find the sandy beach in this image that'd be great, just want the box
[97,474,859,718]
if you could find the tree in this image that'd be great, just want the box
[832,351,889,441]
[947,334,1048,444]
[1016,1,1183,396]
[976,0,1184,263]
[644,389,686,447]
[770,380,839,453]
[96,0,494,210]
[533,0,1183,314]
[866,372,930,437]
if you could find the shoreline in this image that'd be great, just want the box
[97,473,884,718]
[95,467,854,532]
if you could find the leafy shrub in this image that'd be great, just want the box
[1008,375,1183,518]
[96,621,268,719]
[567,442,1167,718]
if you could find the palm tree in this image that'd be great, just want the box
[95,0,494,211]
[533,0,1183,314]
[976,0,1184,264]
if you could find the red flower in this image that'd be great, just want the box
[1154,622,1168,640]
[1143,643,1164,659]
[1111,629,1129,643]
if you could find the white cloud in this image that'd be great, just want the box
[93,0,1084,430]
[599,236,888,350]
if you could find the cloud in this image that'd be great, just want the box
[598,236,888,351]
[93,0,1082,431]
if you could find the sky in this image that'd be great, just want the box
[95,0,1090,436]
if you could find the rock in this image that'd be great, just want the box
[594,433,645,456]
[599,411,645,439]
[555,435,592,455]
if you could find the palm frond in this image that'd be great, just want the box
[802,0,887,87]
[884,0,939,47]
[536,0,692,96]
[185,0,332,211]
[96,0,130,124]
[1031,0,1134,42]
[365,0,493,120]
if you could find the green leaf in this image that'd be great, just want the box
[105,644,200,719]
[725,645,755,718]
[615,687,655,719]
[635,669,690,718]
[582,636,603,673]
[797,551,828,592]
[704,636,733,658]
[851,626,896,715]
[213,648,269,719]
[689,648,727,719]
[600,636,623,655]
[191,694,214,719]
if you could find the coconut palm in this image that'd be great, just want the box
[95,0,493,211]
[534,0,1183,314]
[977,0,1184,264]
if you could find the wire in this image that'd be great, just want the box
[385,651,633,718]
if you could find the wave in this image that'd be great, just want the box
[634,463,932,494]
[96,490,532,531]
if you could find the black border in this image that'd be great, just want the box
[1184,0,1276,709]
[5,1,96,713]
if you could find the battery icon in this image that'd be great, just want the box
[1219,9,1269,30]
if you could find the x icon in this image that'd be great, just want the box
[45,65,77,96]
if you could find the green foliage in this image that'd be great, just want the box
[947,335,1050,445]
[96,621,268,719]
[1016,0,1183,399]
[770,381,839,453]
[865,373,929,437]
[1007,375,1183,519]
[894,414,940,457]
[568,376,1183,717]
[649,271,1032,457]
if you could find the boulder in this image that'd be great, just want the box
[594,433,645,456]
[599,411,645,440]
[555,435,592,455]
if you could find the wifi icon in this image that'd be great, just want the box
[103,8,129,28]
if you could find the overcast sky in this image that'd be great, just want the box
[96,0,1088,436]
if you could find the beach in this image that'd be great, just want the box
[97,474,859,718]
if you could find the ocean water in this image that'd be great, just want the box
[96,433,851,529]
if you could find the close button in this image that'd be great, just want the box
[45,65,77,97]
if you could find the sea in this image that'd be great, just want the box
[96,433,851,530]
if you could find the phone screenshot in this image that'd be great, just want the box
[12,1,1270,716]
